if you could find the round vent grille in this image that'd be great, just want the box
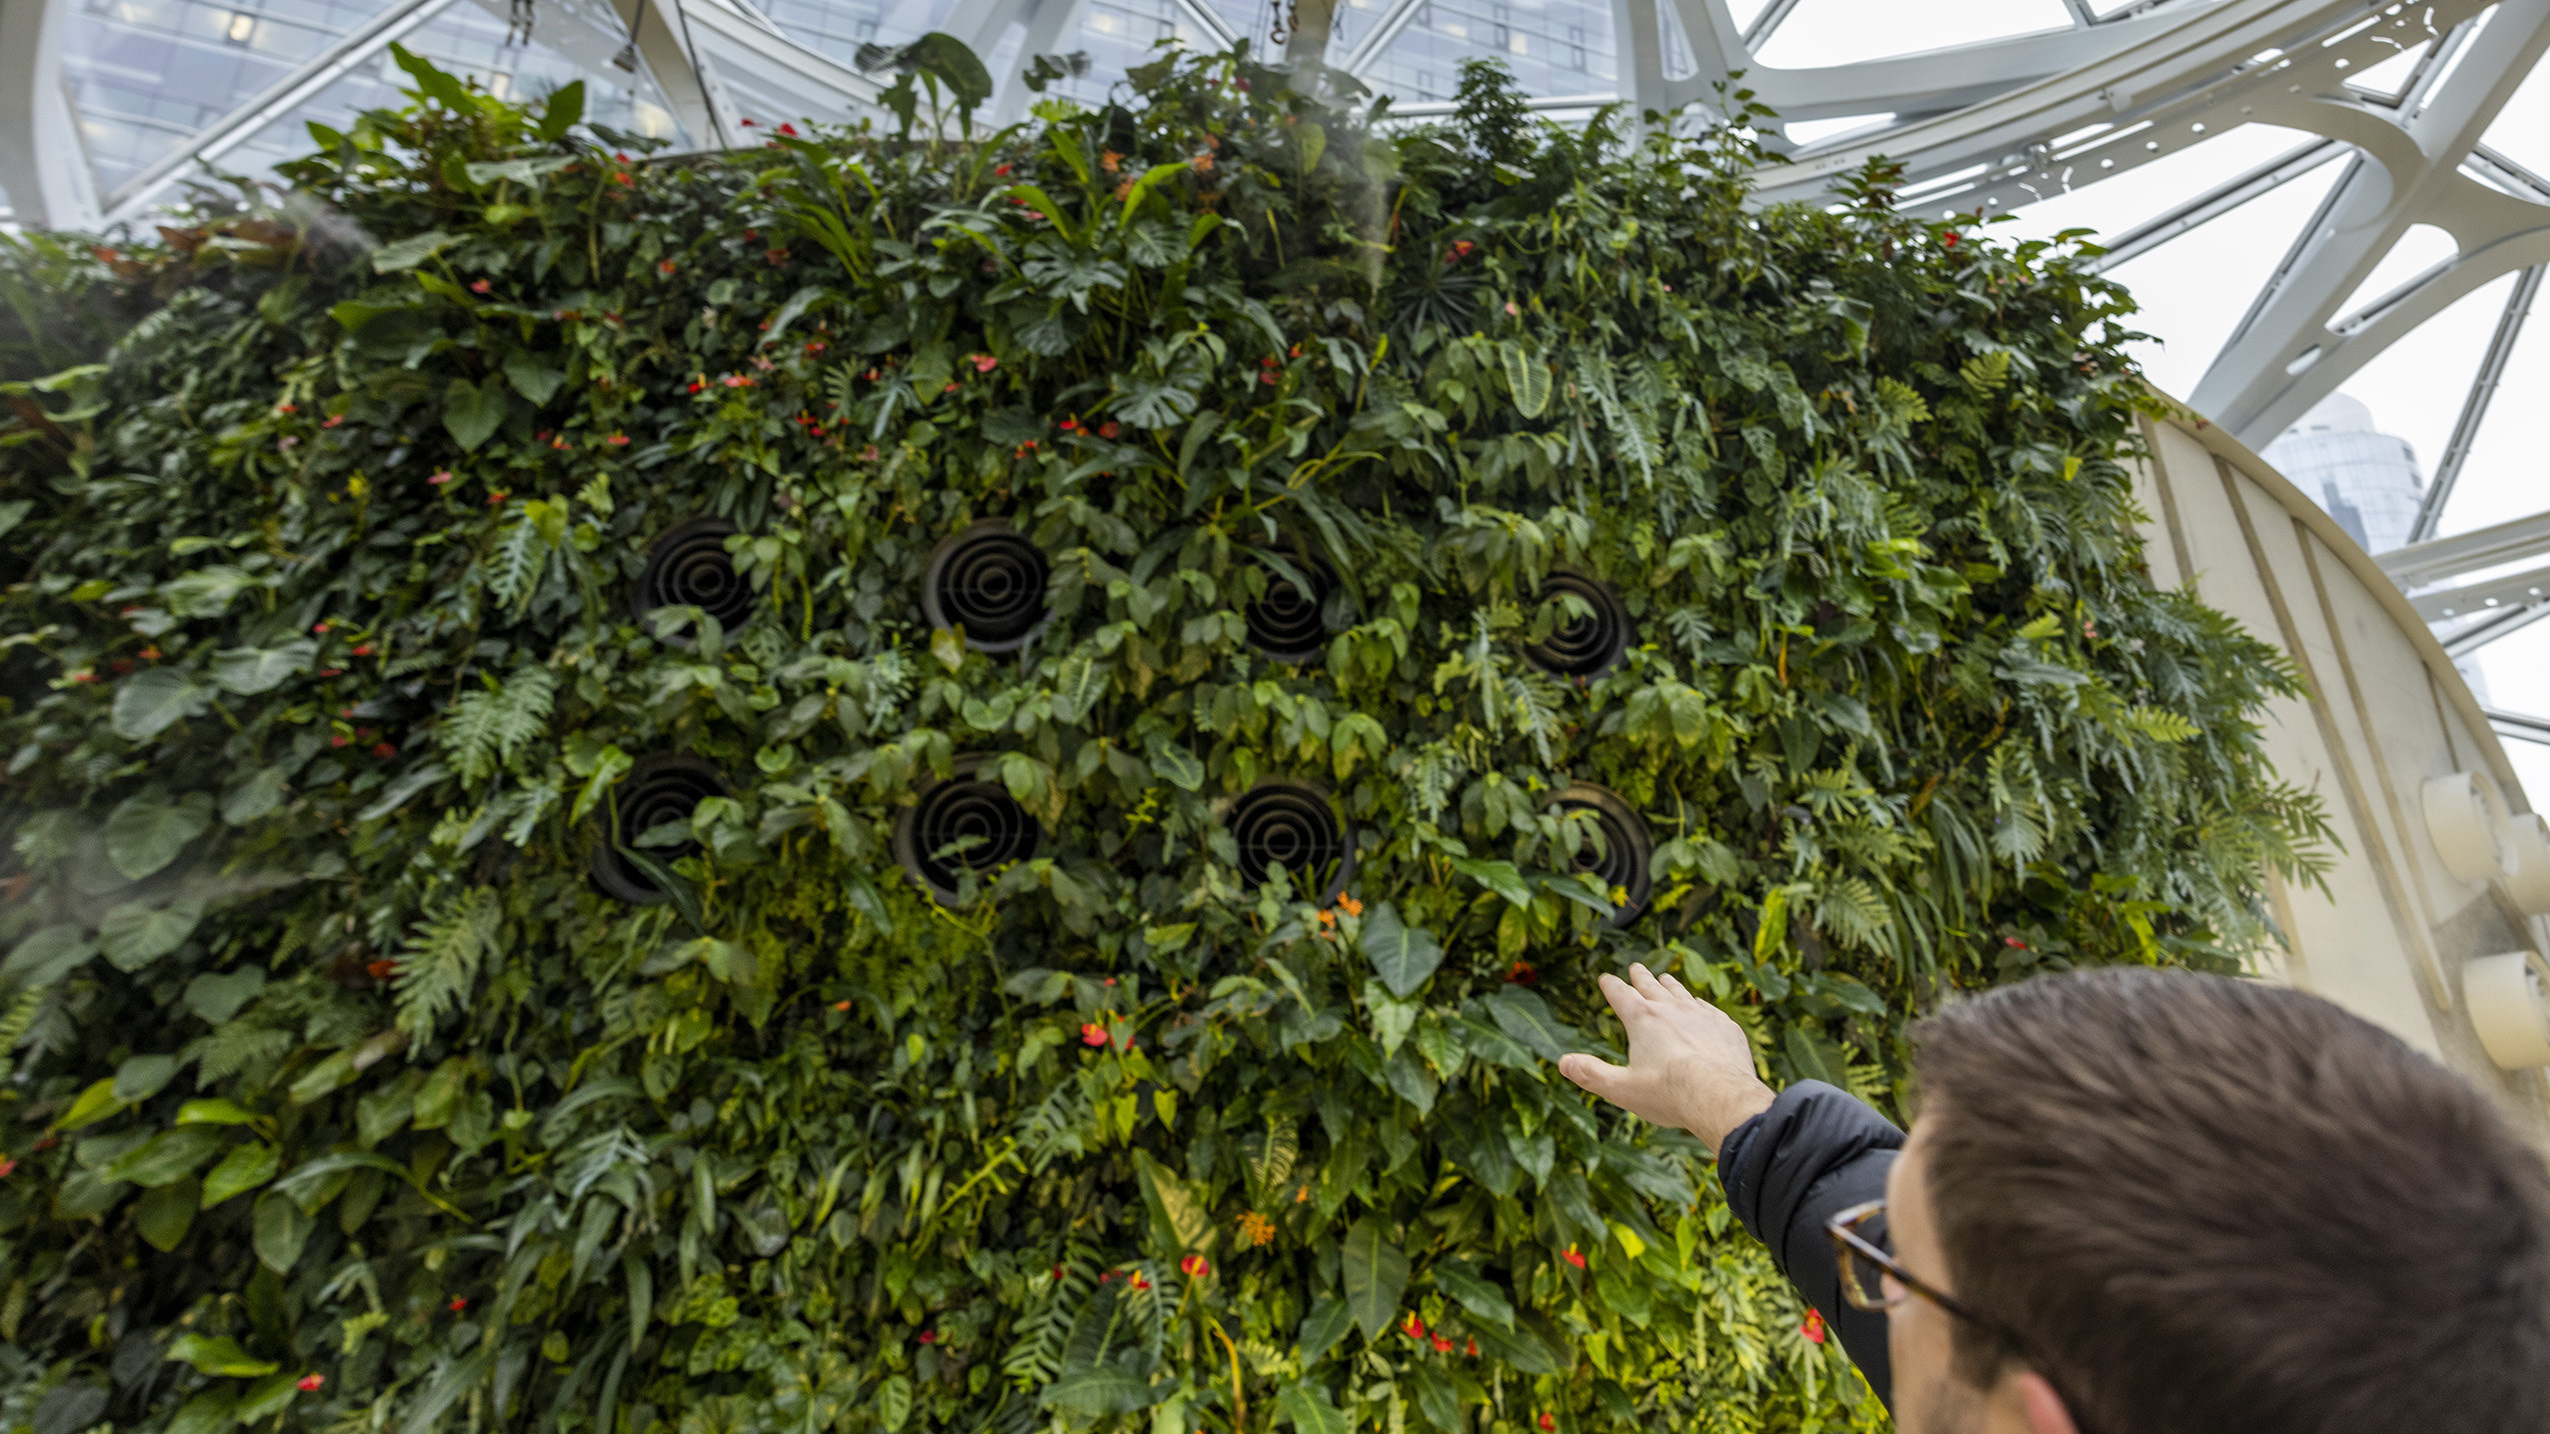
[633,517,755,632]
[1246,555,1337,663]
[590,755,727,904]
[1228,782,1353,902]
[894,758,1041,902]
[1553,782,1653,925]
[923,523,1051,653]
[1524,571,1632,680]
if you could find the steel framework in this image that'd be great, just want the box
[6,0,2550,667]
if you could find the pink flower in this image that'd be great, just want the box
[605,433,630,447]
[1081,1023,1108,1047]
[298,1374,325,1391]
[470,278,492,294]
[971,354,998,373]
[427,470,454,485]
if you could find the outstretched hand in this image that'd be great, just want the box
[1556,963,1776,1157]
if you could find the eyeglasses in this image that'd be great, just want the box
[1823,1199,2004,1335]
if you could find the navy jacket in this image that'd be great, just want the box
[1716,1081,1905,1407]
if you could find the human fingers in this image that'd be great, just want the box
[1594,970,1647,1025]
[1556,1051,1631,1101]
[1658,970,1692,1000]
[1625,962,1669,1002]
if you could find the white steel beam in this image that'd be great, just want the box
[2382,510,2550,590]
[2411,265,2543,544]
[1,0,107,229]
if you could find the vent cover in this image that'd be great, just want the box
[894,758,1041,902]
[1552,782,1653,925]
[634,517,755,632]
[590,755,728,904]
[1524,571,1632,680]
[1245,555,1337,663]
[923,523,1051,653]
[1228,781,1353,902]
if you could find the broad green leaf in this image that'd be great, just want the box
[136,1178,198,1250]
[166,1390,236,1434]
[1147,737,1204,791]
[176,1098,261,1127]
[1469,1319,1562,1375]
[442,376,509,451]
[165,1333,277,1378]
[1432,1262,1515,1329]
[1338,1217,1409,1339]
[1485,985,1580,1063]
[1133,1149,1216,1255]
[536,80,584,139]
[1447,856,1534,908]
[1,925,95,991]
[1499,340,1552,418]
[1359,902,1443,997]
[252,1190,313,1273]
[1041,1369,1152,1419]
[1297,1295,1352,1364]
[273,1149,411,1207]
[57,1078,127,1131]
[1276,1383,1350,1434]
[877,1374,913,1433]
[200,1142,280,1207]
[111,669,211,742]
[101,1127,225,1186]
[183,968,265,1023]
[371,229,456,272]
[99,899,202,971]
[112,1053,180,1101]
[209,641,315,695]
[104,790,213,880]
[504,348,567,404]
[234,1372,302,1425]
[221,766,291,825]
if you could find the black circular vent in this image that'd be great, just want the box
[590,755,727,904]
[1552,782,1653,925]
[1228,782,1353,902]
[633,517,755,632]
[923,523,1050,653]
[1246,555,1337,663]
[894,758,1041,902]
[1524,571,1632,680]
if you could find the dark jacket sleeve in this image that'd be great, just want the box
[1717,1080,1905,1408]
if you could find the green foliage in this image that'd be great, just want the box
[0,43,2328,1434]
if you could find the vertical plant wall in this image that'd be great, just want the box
[0,45,2327,1434]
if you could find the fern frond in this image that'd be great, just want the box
[393,887,501,1038]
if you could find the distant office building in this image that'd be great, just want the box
[2261,392,2426,555]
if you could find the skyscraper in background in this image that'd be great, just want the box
[2261,392,2427,556]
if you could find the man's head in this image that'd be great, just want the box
[1881,968,2550,1434]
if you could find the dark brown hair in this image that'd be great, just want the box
[1913,967,2550,1434]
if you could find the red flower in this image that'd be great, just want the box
[67,670,96,683]
[971,354,998,373]
[1431,1334,1453,1353]
[487,491,509,506]
[351,644,374,657]
[1538,1416,1556,1433]
[321,414,345,429]
[833,999,851,1011]
[1464,1338,1477,1357]
[1098,422,1119,439]
[427,470,454,485]
[659,259,678,275]
[313,621,332,634]
[274,402,296,414]
[766,247,790,265]
[1942,231,1960,247]
[1802,1307,1827,1343]
[1180,1255,1210,1278]
[778,122,800,136]
[449,1298,468,1313]
[2004,937,2028,950]
[1081,1023,1108,1047]
[330,735,348,749]
[1057,417,1079,432]
[298,1374,325,1392]
[606,433,630,447]
[1506,960,1538,985]
[994,163,1012,176]
[916,1330,936,1345]
[740,117,755,126]
[367,959,396,980]
[1052,1266,1065,1280]
[470,278,493,294]
[723,374,752,388]
[1562,1245,1586,1269]
[0,1158,15,1178]
[319,668,343,678]
[138,646,160,660]
[372,743,396,759]
[1130,1273,1152,1291]
[1402,1316,1426,1339]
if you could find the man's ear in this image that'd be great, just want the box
[2017,1372,2081,1434]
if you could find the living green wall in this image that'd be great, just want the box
[0,45,2328,1434]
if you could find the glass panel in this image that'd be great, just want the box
[2332,223,2457,322]
[2481,49,2550,175]
[1325,0,1393,67]
[2269,274,2515,552]
[1992,124,2325,246]
[216,1,685,185]
[2344,37,2428,98]
[2427,275,2550,537]
[1045,0,1219,105]
[753,0,959,71]
[1655,0,1693,79]
[2079,158,2348,401]
[1356,0,1618,105]
[1752,0,2070,69]
[60,0,405,194]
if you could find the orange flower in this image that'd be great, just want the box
[1338,896,1363,917]
[1237,1210,1277,1246]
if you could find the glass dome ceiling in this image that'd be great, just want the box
[4,0,2549,774]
